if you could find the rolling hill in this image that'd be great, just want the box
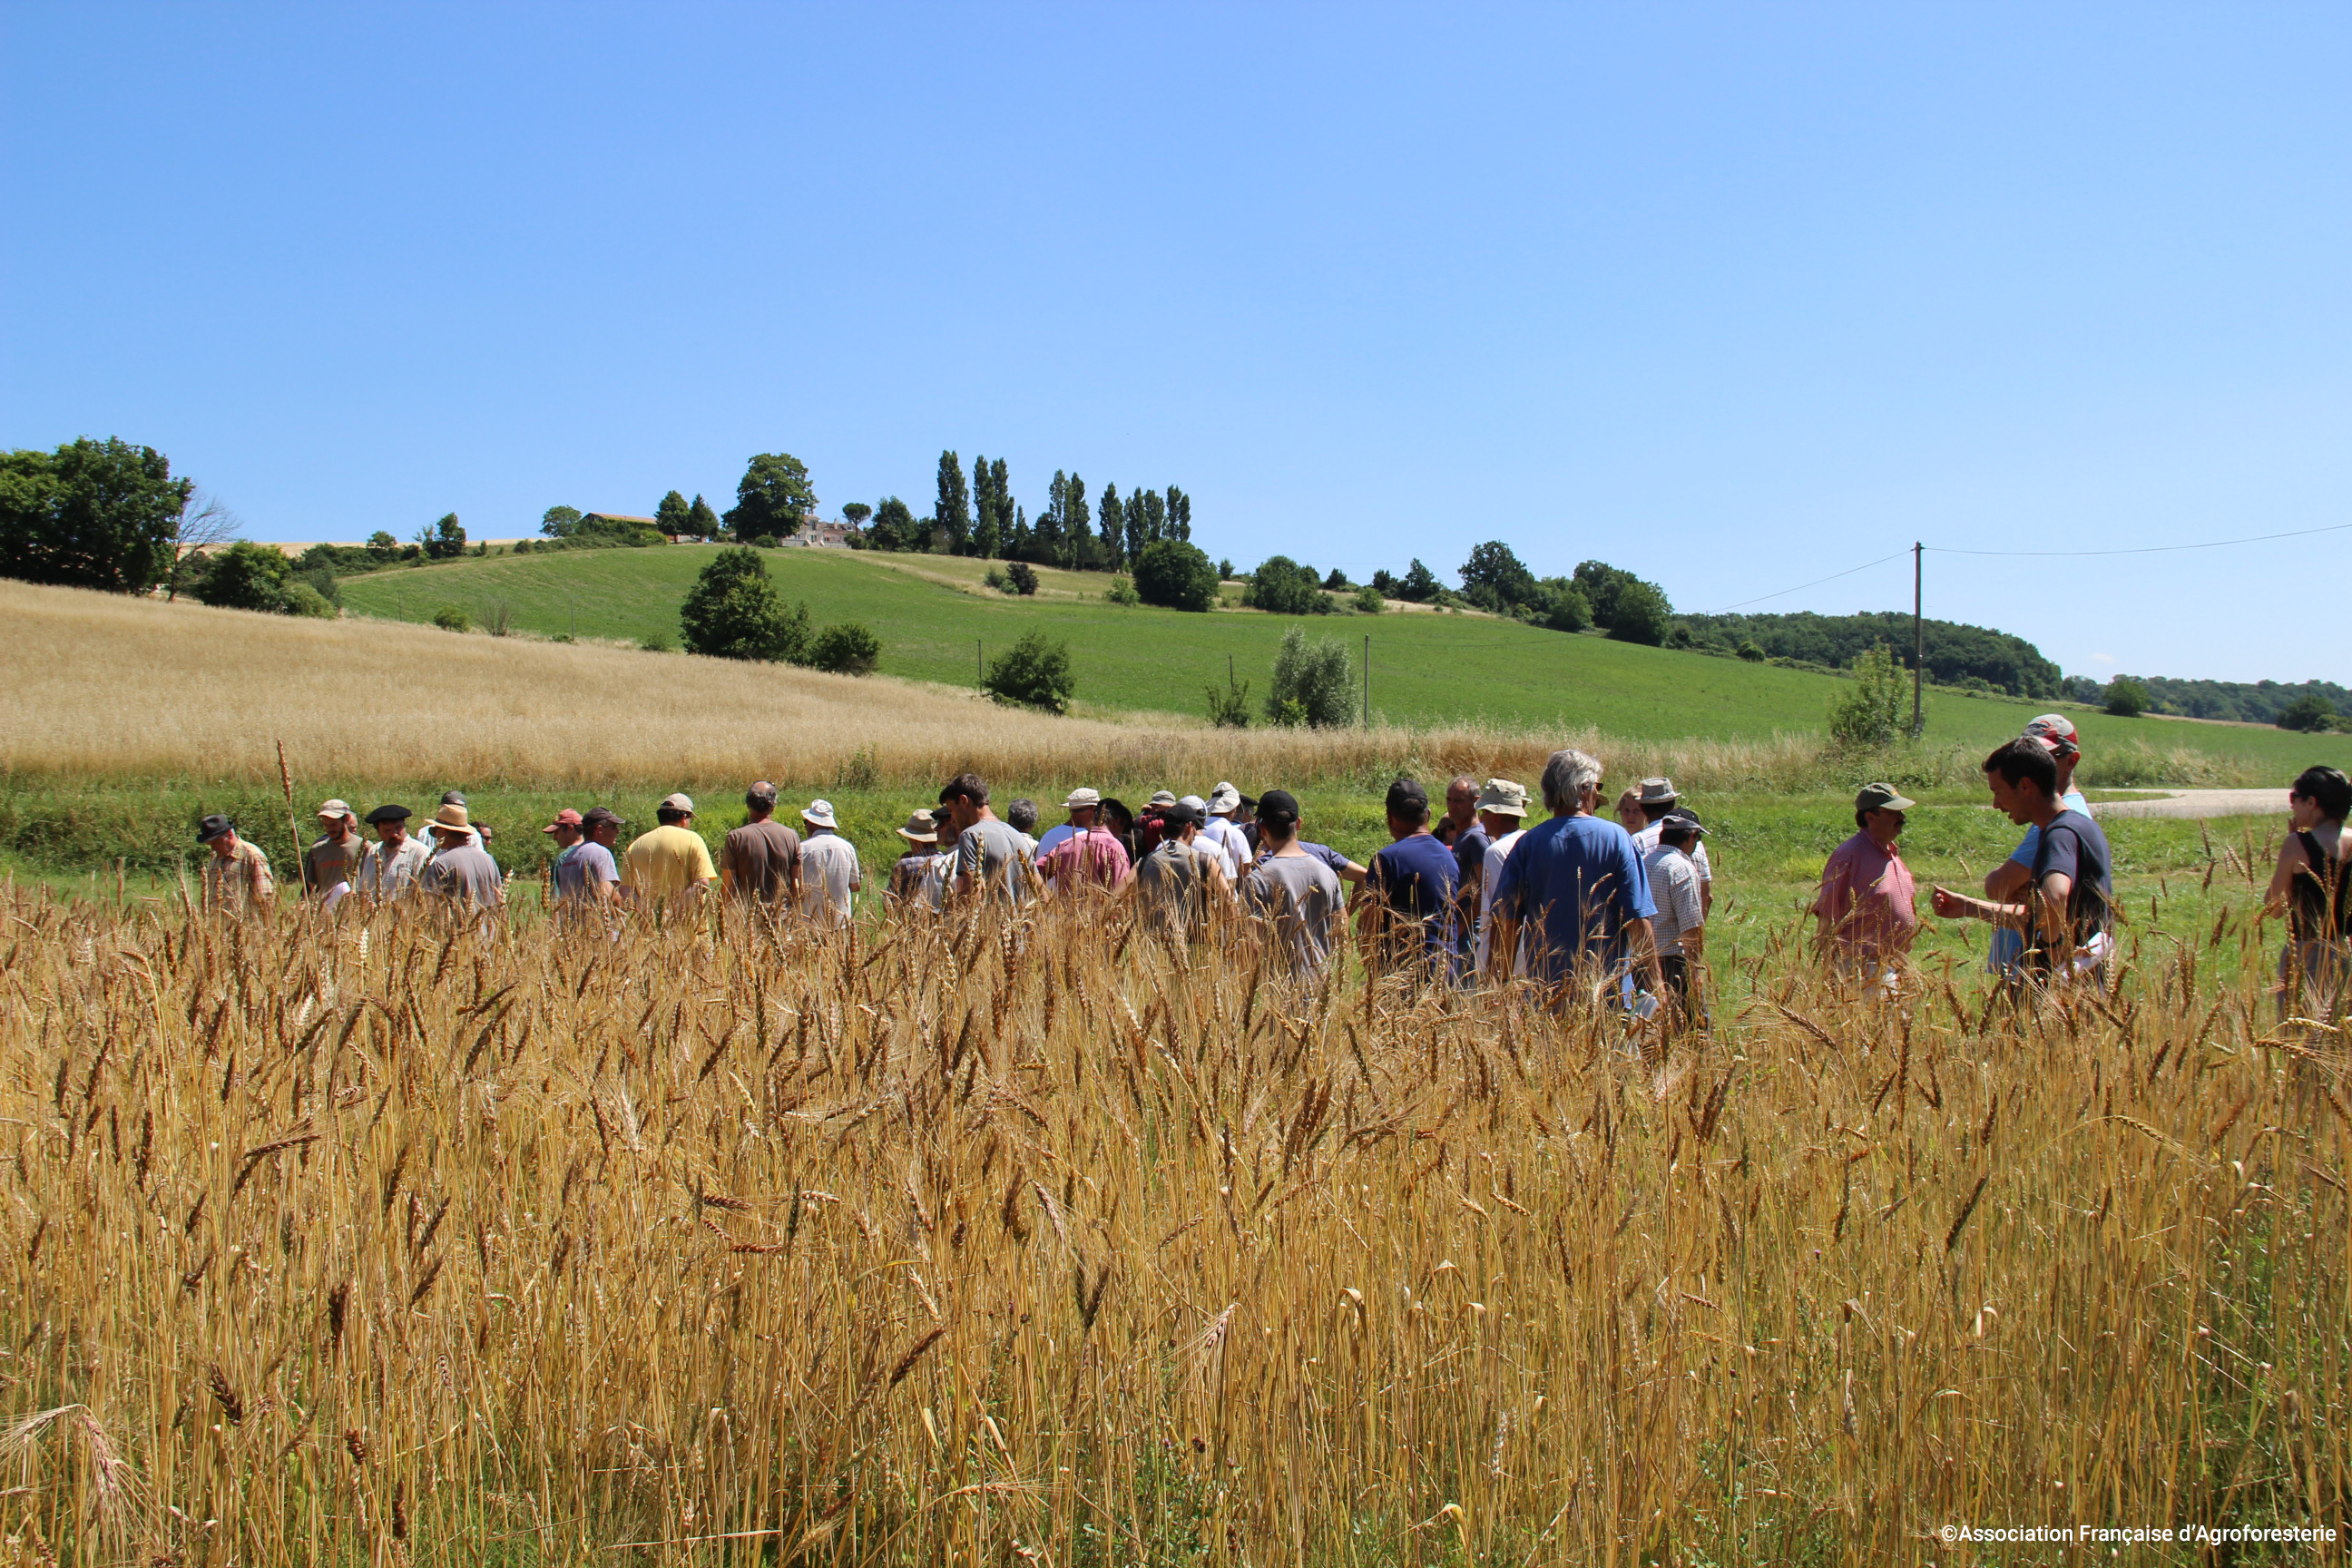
[327,545,2352,776]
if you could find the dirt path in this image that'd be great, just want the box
[2088,788,2285,821]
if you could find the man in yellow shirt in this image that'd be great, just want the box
[621,792,717,914]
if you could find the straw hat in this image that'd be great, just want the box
[897,808,938,844]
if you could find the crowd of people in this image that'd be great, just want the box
[192,710,2351,1020]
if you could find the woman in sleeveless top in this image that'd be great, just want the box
[2264,766,2349,1016]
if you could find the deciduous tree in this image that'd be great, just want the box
[0,436,194,593]
[724,454,817,540]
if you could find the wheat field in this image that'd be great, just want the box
[1,881,2344,1564]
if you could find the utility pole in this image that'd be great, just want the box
[1362,635,1370,728]
[1911,542,1925,739]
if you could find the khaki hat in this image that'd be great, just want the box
[317,799,354,819]
[1146,789,1178,808]
[897,808,938,843]
[429,803,471,832]
[1475,779,1529,817]
[1636,777,1679,807]
[659,792,694,814]
[802,799,838,828]
[1063,786,1102,810]
[542,808,583,834]
[1855,782,1916,815]
[1206,781,1241,814]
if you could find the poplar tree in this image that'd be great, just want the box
[1063,474,1088,566]
[1167,485,1192,543]
[935,451,971,554]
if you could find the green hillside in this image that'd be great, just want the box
[334,545,2352,772]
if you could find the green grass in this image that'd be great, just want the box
[334,546,2352,773]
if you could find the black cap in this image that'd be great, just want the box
[1661,808,1707,838]
[1162,801,1204,828]
[1385,777,1429,819]
[440,790,466,807]
[196,813,235,843]
[1237,793,1259,810]
[581,806,625,828]
[365,803,412,826]
[1258,789,1300,827]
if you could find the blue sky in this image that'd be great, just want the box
[4,3,2346,684]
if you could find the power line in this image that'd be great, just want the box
[1926,518,2352,559]
[1698,551,1908,615]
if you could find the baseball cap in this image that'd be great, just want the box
[441,790,467,807]
[364,803,412,826]
[802,799,838,828]
[1855,782,1917,814]
[745,780,779,807]
[1385,777,1430,818]
[195,814,234,844]
[1257,789,1301,826]
[317,799,353,819]
[659,792,694,814]
[2021,713,2080,759]
[581,806,624,829]
[1475,779,1529,817]
[542,808,583,834]
[1063,786,1101,809]
[1161,800,1204,828]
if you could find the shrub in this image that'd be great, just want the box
[280,580,337,619]
[1005,561,1039,596]
[1354,583,1385,615]
[1828,642,1909,746]
[432,605,471,633]
[679,546,809,662]
[1738,641,1766,662]
[640,629,675,652]
[192,541,293,612]
[984,629,1074,714]
[1206,673,1251,729]
[751,534,781,549]
[485,600,514,637]
[422,513,467,560]
[2104,678,2151,719]
[1604,579,1672,645]
[2275,693,2336,732]
[1539,583,1592,632]
[1132,539,1220,612]
[1244,555,1330,616]
[1104,576,1141,606]
[806,622,881,675]
[984,565,1009,593]
[1266,627,1355,729]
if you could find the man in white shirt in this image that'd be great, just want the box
[1644,810,1709,1028]
[799,799,863,927]
[1197,784,1250,878]
[1628,777,1712,914]
[1470,779,1533,979]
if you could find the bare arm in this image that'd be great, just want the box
[1984,858,2032,901]
[2262,832,2310,916]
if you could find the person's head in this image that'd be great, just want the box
[1257,789,1301,846]
[428,801,473,850]
[542,808,583,848]
[1063,786,1102,828]
[656,791,694,828]
[1659,808,1705,853]
[744,780,779,820]
[1475,778,1529,839]
[2288,766,2351,829]
[1006,798,1039,836]
[1635,777,1680,824]
[1981,740,2059,825]
[197,814,239,857]
[366,804,412,846]
[582,806,624,847]
[1540,749,1605,817]
[1385,777,1431,838]
[2021,714,2081,787]
[1853,782,1916,847]
[897,808,939,855]
[937,771,990,831]
[1161,801,1203,842]
[1100,798,1134,838]
[802,799,839,836]
[317,799,358,838]
[1613,786,1645,832]
[1444,776,1479,829]
[440,789,466,809]
[1207,782,1242,820]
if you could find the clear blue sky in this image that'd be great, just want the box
[5,4,2346,685]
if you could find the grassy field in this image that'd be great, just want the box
[331,545,2352,774]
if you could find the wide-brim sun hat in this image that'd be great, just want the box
[803,799,838,828]
[897,809,937,843]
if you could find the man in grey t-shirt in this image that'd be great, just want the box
[938,771,1035,905]
[1241,790,1342,976]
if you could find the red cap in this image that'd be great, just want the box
[541,808,583,833]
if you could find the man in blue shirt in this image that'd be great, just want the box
[1488,748,1664,1003]
[1358,778,1460,983]
[1984,714,2089,975]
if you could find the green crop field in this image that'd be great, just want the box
[336,545,2352,773]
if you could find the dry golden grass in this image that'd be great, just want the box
[0,578,1987,796]
[2,885,2345,1563]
